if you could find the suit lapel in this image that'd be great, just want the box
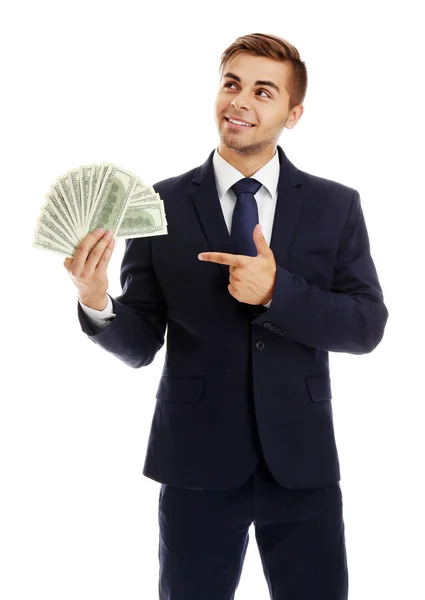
[269,145,304,267]
[189,145,304,282]
[190,150,238,281]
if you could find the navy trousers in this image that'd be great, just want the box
[158,454,349,599]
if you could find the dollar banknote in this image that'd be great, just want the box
[33,163,168,258]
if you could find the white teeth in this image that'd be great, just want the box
[228,118,252,127]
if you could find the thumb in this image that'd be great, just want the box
[253,224,270,256]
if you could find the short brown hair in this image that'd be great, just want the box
[219,33,308,111]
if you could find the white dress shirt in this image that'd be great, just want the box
[80,147,280,328]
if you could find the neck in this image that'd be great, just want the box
[217,143,276,178]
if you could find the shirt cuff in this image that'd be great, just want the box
[79,294,115,328]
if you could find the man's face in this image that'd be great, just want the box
[214,52,303,156]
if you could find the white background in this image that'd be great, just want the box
[1,1,423,598]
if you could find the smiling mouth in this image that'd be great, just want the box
[224,117,255,128]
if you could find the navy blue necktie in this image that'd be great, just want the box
[231,178,262,256]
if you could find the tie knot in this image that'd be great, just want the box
[231,178,262,197]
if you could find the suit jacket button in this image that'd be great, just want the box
[281,330,287,336]
[275,328,282,334]
[264,322,271,329]
[255,341,265,351]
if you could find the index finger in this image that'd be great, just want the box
[198,252,244,267]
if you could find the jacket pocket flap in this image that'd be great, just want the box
[306,375,332,402]
[156,375,205,403]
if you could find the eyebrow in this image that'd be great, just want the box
[223,71,280,94]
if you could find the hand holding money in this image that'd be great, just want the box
[63,227,115,310]
[33,162,168,259]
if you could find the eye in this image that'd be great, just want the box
[223,82,271,98]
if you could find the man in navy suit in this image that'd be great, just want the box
[65,33,388,600]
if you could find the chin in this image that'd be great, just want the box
[222,139,250,154]
[220,135,239,148]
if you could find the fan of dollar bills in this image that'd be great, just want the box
[33,163,168,258]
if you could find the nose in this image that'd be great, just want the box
[231,92,252,111]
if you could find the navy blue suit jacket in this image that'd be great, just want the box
[78,145,389,490]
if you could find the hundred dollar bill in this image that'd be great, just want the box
[117,202,168,239]
[40,201,79,247]
[86,163,102,224]
[79,165,91,225]
[34,162,169,261]
[36,228,72,252]
[33,234,74,258]
[50,180,79,239]
[34,221,76,253]
[87,162,109,224]
[87,164,137,237]
[128,179,157,204]
[130,191,168,226]
[44,187,80,244]
[56,174,81,237]
[37,212,78,251]
[68,168,84,233]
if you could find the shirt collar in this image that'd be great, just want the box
[212,147,280,200]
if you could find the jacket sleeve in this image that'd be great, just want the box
[251,190,389,354]
[78,236,168,368]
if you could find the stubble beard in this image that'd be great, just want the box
[220,120,285,157]
[225,139,269,156]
